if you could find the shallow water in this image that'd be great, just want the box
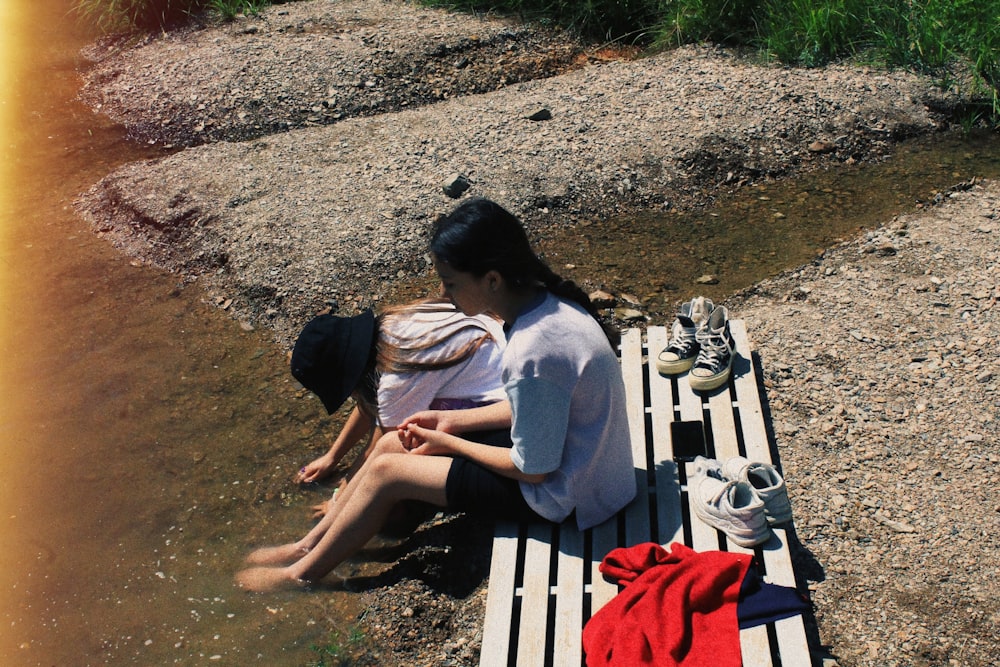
[541,130,1000,320]
[1,1,999,665]
[1,2,372,665]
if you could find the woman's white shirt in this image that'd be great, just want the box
[503,292,636,530]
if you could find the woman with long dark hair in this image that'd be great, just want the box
[237,198,634,592]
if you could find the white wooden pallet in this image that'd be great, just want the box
[480,322,811,667]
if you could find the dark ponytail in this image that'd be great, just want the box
[431,198,619,348]
[536,262,621,349]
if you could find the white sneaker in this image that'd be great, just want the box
[723,456,792,525]
[656,297,714,375]
[692,454,724,479]
[688,305,735,392]
[690,465,771,547]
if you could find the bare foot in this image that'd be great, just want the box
[310,500,329,519]
[244,543,310,566]
[309,486,340,520]
[235,566,309,593]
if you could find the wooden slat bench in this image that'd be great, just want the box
[480,321,811,667]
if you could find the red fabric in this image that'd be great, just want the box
[582,542,751,667]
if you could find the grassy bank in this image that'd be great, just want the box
[74,0,272,31]
[75,0,999,122]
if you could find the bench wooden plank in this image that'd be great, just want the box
[729,320,811,666]
[588,515,619,615]
[621,328,652,547]
[517,523,555,666]
[552,524,585,667]
[701,355,776,666]
[481,521,519,667]
[674,355,720,554]
[480,322,809,667]
[646,326,683,546]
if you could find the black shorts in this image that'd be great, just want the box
[444,429,548,523]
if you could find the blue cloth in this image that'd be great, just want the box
[737,566,811,629]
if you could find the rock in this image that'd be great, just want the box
[442,173,471,198]
[526,108,552,121]
[614,307,645,321]
[589,289,616,308]
[696,274,719,284]
[808,139,837,153]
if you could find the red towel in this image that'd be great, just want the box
[582,542,751,667]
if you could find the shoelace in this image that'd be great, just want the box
[694,329,731,369]
[666,321,698,353]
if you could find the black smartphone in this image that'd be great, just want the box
[671,420,707,461]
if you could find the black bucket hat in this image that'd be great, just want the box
[290,310,376,414]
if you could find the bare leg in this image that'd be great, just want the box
[238,438,451,591]
[340,428,382,486]
[243,543,312,566]
[309,429,404,523]
[309,427,392,519]
[246,430,408,565]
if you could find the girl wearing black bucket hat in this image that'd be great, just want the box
[290,298,507,493]
[237,199,635,592]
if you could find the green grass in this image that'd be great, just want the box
[73,0,270,31]
[74,0,191,31]
[759,0,868,67]
[652,0,761,48]
[418,0,998,122]
[205,0,270,21]
[306,626,367,667]
[74,0,1000,124]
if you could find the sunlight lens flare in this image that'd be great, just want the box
[1,1,36,657]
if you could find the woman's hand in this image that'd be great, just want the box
[400,421,545,483]
[399,401,511,438]
[398,410,448,452]
[296,451,335,483]
[399,409,453,434]
[398,421,458,456]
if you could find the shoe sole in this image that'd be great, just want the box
[762,500,793,525]
[688,364,732,391]
[655,355,695,375]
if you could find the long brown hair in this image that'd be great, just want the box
[376,297,497,373]
[352,297,498,417]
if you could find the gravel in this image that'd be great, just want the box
[729,181,999,667]
[73,1,998,665]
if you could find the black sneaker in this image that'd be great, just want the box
[688,305,735,391]
[655,296,714,375]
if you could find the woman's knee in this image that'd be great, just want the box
[371,429,405,457]
[369,450,400,475]
[366,452,451,503]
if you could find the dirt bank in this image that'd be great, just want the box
[73,1,998,665]
[75,1,957,348]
